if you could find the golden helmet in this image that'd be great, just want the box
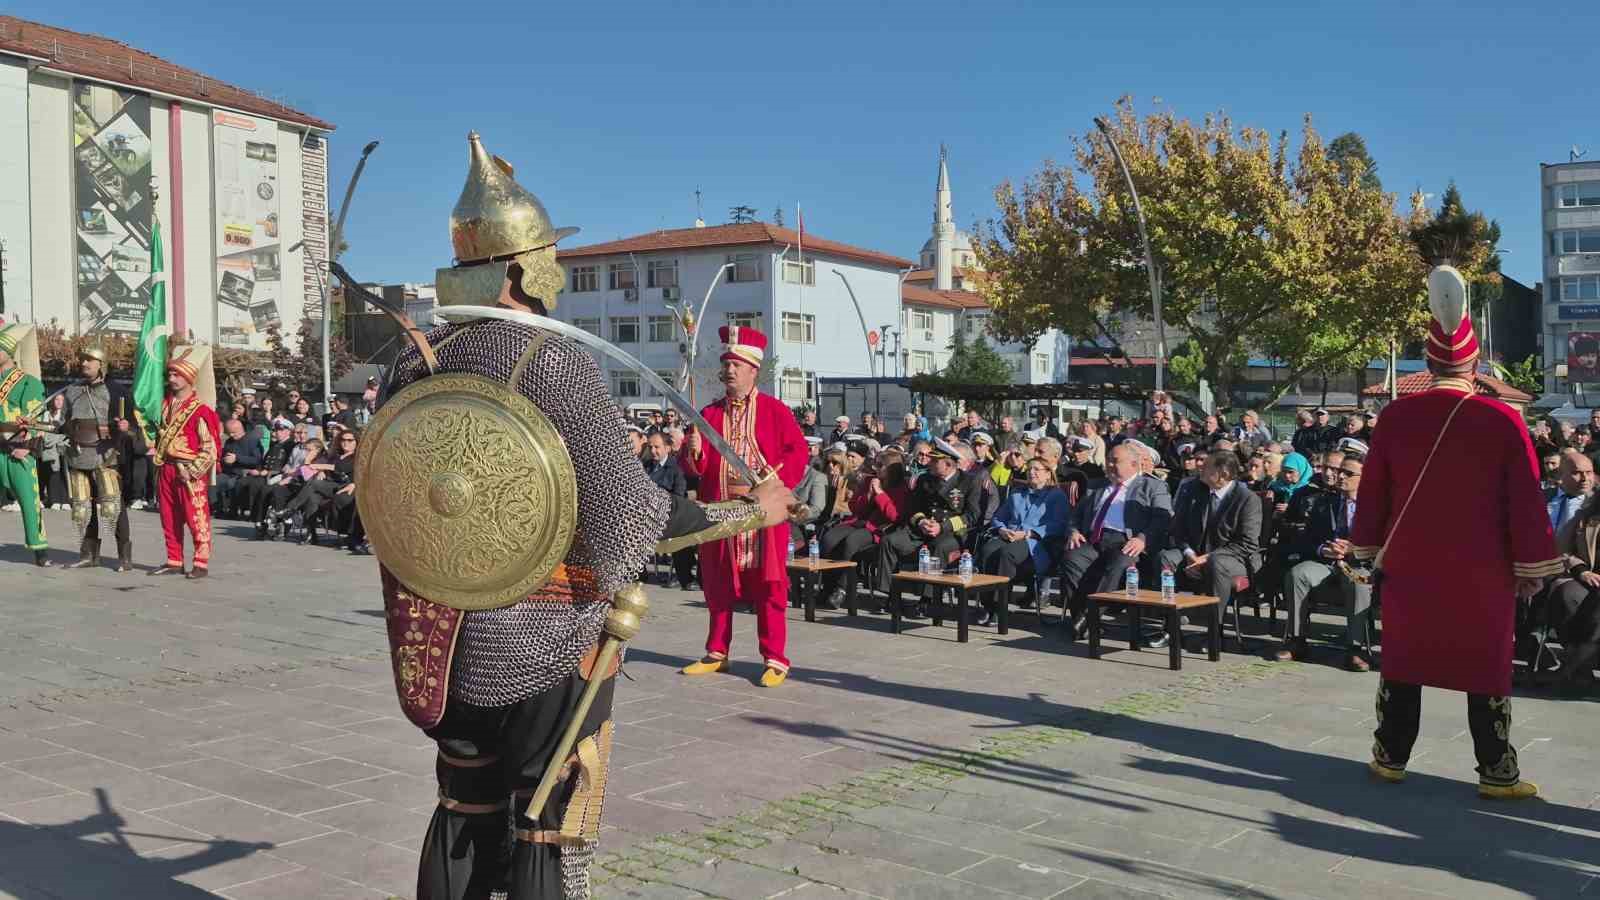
[449,132,578,265]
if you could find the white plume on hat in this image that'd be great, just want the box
[1427,265,1468,333]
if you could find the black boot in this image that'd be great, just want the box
[34,550,53,568]
[69,539,101,569]
[116,542,133,573]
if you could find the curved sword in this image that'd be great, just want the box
[433,305,765,487]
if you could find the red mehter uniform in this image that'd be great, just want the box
[1350,379,1558,695]
[1350,264,1558,798]
[152,350,221,574]
[679,326,807,678]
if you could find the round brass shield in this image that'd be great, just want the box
[355,373,577,611]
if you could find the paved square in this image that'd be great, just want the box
[1,509,1596,898]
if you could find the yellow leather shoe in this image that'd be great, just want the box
[681,657,729,676]
[1368,760,1405,783]
[759,666,787,688]
[1478,780,1539,800]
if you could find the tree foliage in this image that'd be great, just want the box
[1327,132,1381,191]
[1490,354,1543,396]
[266,316,356,399]
[975,98,1429,409]
[937,330,1016,419]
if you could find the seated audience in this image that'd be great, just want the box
[1277,451,1373,669]
[1159,450,1263,622]
[1057,444,1173,634]
[975,457,1070,625]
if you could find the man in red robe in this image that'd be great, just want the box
[680,325,809,687]
[1351,265,1557,800]
[150,345,222,579]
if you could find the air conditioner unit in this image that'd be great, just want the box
[923,330,935,342]
[661,286,680,301]
[622,288,638,302]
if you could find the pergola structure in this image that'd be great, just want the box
[906,375,1204,419]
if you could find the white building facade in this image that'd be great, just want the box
[1541,158,1600,394]
[554,223,912,410]
[0,17,333,350]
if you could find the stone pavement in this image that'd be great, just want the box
[0,507,1595,899]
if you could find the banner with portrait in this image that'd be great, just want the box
[1568,332,1600,382]
[213,111,282,348]
[72,85,153,335]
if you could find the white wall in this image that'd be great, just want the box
[177,102,214,342]
[0,58,32,320]
[25,71,71,328]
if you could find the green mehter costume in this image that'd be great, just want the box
[0,324,50,566]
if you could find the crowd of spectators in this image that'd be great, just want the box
[683,399,1594,696]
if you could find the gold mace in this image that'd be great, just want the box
[522,583,650,822]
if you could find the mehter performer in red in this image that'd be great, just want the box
[679,325,809,687]
[1351,264,1558,800]
[149,344,222,579]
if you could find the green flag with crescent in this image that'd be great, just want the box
[132,218,169,441]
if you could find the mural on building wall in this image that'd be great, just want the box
[72,85,153,335]
[1569,332,1600,382]
[213,111,282,348]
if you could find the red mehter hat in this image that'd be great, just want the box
[1424,265,1478,369]
[719,324,767,369]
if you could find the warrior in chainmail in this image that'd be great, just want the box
[60,347,133,571]
[370,133,792,900]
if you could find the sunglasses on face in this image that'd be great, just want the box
[1334,469,1362,478]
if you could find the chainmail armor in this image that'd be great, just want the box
[388,319,671,708]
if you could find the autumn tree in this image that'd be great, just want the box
[1327,132,1381,191]
[976,98,1428,407]
[266,316,355,399]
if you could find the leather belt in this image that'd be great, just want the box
[438,751,501,768]
[437,790,507,814]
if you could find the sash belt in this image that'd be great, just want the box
[514,828,587,847]
[437,790,507,814]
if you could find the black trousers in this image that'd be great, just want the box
[819,523,877,597]
[1546,581,1600,678]
[976,534,1036,580]
[1372,680,1519,785]
[419,672,616,900]
[280,480,337,520]
[39,459,68,507]
[125,457,152,504]
[212,474,241,514]
[1057,531,1137,617]
[239,476,272,521]
[875,525,960,599]
[671,548,696,588]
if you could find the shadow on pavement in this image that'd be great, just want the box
[629,648,1599,897]
[0,788,272,899]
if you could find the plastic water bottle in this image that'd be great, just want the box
[918,546,931,575]
[1161,566,1176,603]
[808,537,819,565]
[1125,565,1139,599]
[958,551,974,583]
[786,539,795,562]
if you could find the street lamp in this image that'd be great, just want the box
[1093,117,1165,393]
[831,269,880,378]
[294,139,379,405]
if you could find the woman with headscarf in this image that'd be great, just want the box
[1269,451,1314,515]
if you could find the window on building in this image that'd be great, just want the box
[910,309,934,331]
[965,315,982,335]
[570,265,598,293]
[909,351,935,375]
[611,371,641,398]
[781,312,815,344]
[726,311,761,330]
[647,260,678,288]
[1553,229,1600,254]
[653,370,677,395]
[1034,354,1050,378]
[611,316,640,343]
[781,259,815,285]
[726,253,762,283]
[778,369,815,404]
[1561,276,1600,301]
[573,317,601,336]
[608,263,636,291]
[1558,183,1600,208]
[646,315,675,342]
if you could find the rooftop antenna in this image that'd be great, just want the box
[1573,145,1589,162]
[694,188,705,228]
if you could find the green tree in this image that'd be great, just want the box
[939,330,1016,420]
[1410,182,1503,330]
[1326,132,1381,191]
[266,316,355,399]
[1490,354,1543,396]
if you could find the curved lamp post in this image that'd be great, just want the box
[1093,117,1165,394]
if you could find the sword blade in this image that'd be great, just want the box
[432,306,763,486]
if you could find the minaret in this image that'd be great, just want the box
[933,144,955,290]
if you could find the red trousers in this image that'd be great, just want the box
[701,565,790,673]
[158,464,212,569]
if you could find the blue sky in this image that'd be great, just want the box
[16,0,1598,287]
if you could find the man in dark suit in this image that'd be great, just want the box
[1277,451,1373,668]
[876,438,985,617]
[643,431,696,590]
[1058,443,1173,630]
[1159,450,1263,619]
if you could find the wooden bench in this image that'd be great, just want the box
[786,559,860,623]
[1085,589,1223,671]
[889,572,1013,643]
